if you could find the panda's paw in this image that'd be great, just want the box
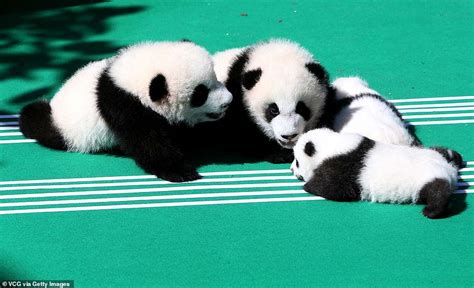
[422,206,445,219]
[155,166,202,183]
[266,150,294,164]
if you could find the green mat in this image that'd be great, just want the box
[1,0,473,287]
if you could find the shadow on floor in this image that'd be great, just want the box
[0,1,146,106]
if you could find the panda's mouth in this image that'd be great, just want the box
[206,112,225,120]
[277,139,296,149]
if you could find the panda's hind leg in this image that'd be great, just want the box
[19,101,67,150]
[419,178,453,219]
[430,146,464,169]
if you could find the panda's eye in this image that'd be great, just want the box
[190,84,210,107]
[295,159,299,168]
[265,103,280,122]
[295,101,311,121]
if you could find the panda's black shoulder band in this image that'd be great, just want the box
[342,93,405,121]
[304,137,375,201]
[96,69,177,136]
[225,48,252,99]
[96,70,192,179]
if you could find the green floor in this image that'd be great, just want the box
[1,0,473,287]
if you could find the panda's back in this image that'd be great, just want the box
[212,48,246,83]
[358,143,458,203]
[50,59,118,153]
[334,97,414,146]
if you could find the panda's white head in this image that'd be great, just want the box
[291,128,363,181]
[108,41,233,126]
[241,39,330,148]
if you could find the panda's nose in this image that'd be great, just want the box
[281,134,298,141]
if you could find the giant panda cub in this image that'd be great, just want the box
[19,41,233,182]
[193,39,331,163]
[291,128,461,218]
[330,77,419,146]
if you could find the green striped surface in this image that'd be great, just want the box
[1,0,473,287]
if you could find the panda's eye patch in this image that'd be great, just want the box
[265,103,280,122]
[190,84,210,107]
[296,101,311,121]
[149,74,169,102]
[304,141,315,157]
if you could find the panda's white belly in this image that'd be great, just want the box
[334,98,414,146]
[358,144,458,203]
[50,59,118,153]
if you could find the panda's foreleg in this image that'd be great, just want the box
[303,166,361,202]
[265,148,294,163]
[114,119,201,183]
[97,73,201,182]
[19,101,67,150]
[418,178,452,219]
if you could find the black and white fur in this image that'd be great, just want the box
[20,41,233,182]
[194,39,331,163]
[291,128,460,218]
[330,77,419,146]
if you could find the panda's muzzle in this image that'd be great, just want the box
[206,112,224,120]
[277,139,296,149]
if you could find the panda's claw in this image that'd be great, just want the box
[154,167,202,183]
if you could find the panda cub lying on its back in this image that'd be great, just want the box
[20,41,233,182]
[291,128,461,218]
[330,77,419,146]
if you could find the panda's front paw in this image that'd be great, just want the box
[266,150,294,164]
[154,166,202,182]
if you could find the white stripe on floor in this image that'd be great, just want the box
[0,132,23,137]
[0,175,297,191]
[0,196,323,215]
[0,139,36,144]
[0,121,19,126]
[0,127,19,131]
[2,190,473,215]
[458,175,474,180]
[399,107,474,113]
[402,113,474,119]
[408,119,474,126]
[0,190,307,207]
[0,114,19,119]
[395,102,474,109]
[0,169,291,186]
[390,95,474,103]
[0,182,304,200]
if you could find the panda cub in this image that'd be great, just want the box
[196,39,331,163]
[291,128,461,218]
[19,41,233,182]
[330,77,419,146]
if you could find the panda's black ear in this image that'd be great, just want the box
[305,62,329,87]
[242,68,262,90]
[149,74,169,102]
[304,141,316,157]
